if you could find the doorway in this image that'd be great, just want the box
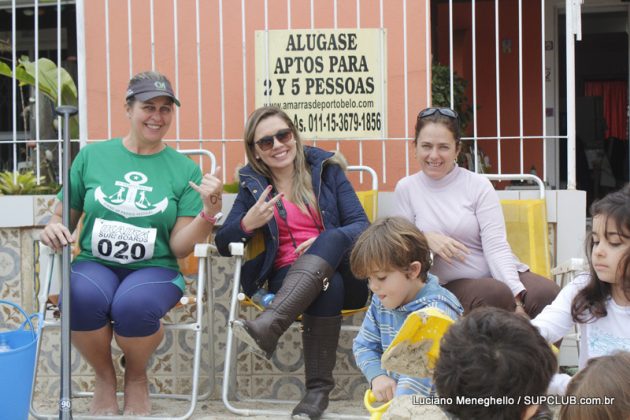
[559,9,629,208]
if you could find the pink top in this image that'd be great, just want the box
[394,166,527,296]
[273,198,322,270]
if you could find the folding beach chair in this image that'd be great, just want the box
[221,165,378,418]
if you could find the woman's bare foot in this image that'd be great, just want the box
[123,372,151,416]
[90,374,119,415]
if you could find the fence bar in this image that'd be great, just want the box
[448,0,454,108]
[471,0,478,172]
[105,0,112,139]
[541,0,547,183]
[11,0,17,178]
[241,0,248,165]
[219,0,226,180]
[195,0,203,150]
[150,0,155,71]
[57,0,63,183]
[77,0,88,146]
[35,0,41,181]
[403,0,409,177]
[287,0,291,28]
[127,0,133,77]
[174,0,180,147]
[357,0,364,183]
[565,0,577,189]
[495,0,502,174]
[335,0,340,152]
[518,0,524,174]
[425,0,430,109]
[379,0,386,183]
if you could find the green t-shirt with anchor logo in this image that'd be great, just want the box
[59,138,203,272]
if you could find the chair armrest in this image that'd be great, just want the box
[194,243,218,258]
[229,242,244,256]
[550,258,587,276]
[38,241,56,256]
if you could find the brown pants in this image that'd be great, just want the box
[443,271,560,318]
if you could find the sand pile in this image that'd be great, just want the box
[382,395,449,420]
[382,338,433,377]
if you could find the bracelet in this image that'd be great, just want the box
[200,211,222,224]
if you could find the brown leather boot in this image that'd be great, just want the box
[232,254,334,359]
[291,314,342,420]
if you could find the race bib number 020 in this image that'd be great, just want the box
[91,218,157,264]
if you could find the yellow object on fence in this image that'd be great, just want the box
[500,198,551,278]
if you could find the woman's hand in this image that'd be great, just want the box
[188,166,224,217]
[424,231,470,264]
[40,222,74,253]
[371,375,396,402]
[294,236,316,256]
[241,185,284,232]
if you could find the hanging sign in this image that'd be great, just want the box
[255,29,387,139]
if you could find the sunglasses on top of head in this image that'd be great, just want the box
[418,107,459,120]
[254,128,293,151]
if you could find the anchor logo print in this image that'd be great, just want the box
[94,171,168,218]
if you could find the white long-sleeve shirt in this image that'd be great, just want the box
[532,273,630,368]
[532,273,630,394]
[394,166,527,295]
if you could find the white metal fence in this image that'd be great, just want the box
[0,0,582,190]
[1,0,76,186]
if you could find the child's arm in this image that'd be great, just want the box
[394,375,435,398]
[531,275,585,342]
[353,303,390,389]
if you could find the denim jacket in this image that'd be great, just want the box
[215,146,369,296]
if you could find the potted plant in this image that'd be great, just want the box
[0,170,60,228]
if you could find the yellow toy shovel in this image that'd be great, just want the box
[381,307,455,378]
[364,389,392,420]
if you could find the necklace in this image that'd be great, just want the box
[272,187,322,249]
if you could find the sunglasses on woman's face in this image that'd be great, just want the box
[254,128,293,151]
[418,107,459,120]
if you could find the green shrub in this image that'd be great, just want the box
[0,171,60,195]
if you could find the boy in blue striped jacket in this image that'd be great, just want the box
[350,217,463,403]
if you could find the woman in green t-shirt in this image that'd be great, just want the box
[40,71,223,416]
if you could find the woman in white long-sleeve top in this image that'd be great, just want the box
[394,107,559,318]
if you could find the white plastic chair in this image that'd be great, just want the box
[30,148,219,419]
[550,257,588,367]
[30,242,217,420]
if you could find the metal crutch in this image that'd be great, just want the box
[55,105,78,420]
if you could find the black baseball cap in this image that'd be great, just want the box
[126,78,181,106]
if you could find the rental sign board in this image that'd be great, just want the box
[256,29,387,139]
